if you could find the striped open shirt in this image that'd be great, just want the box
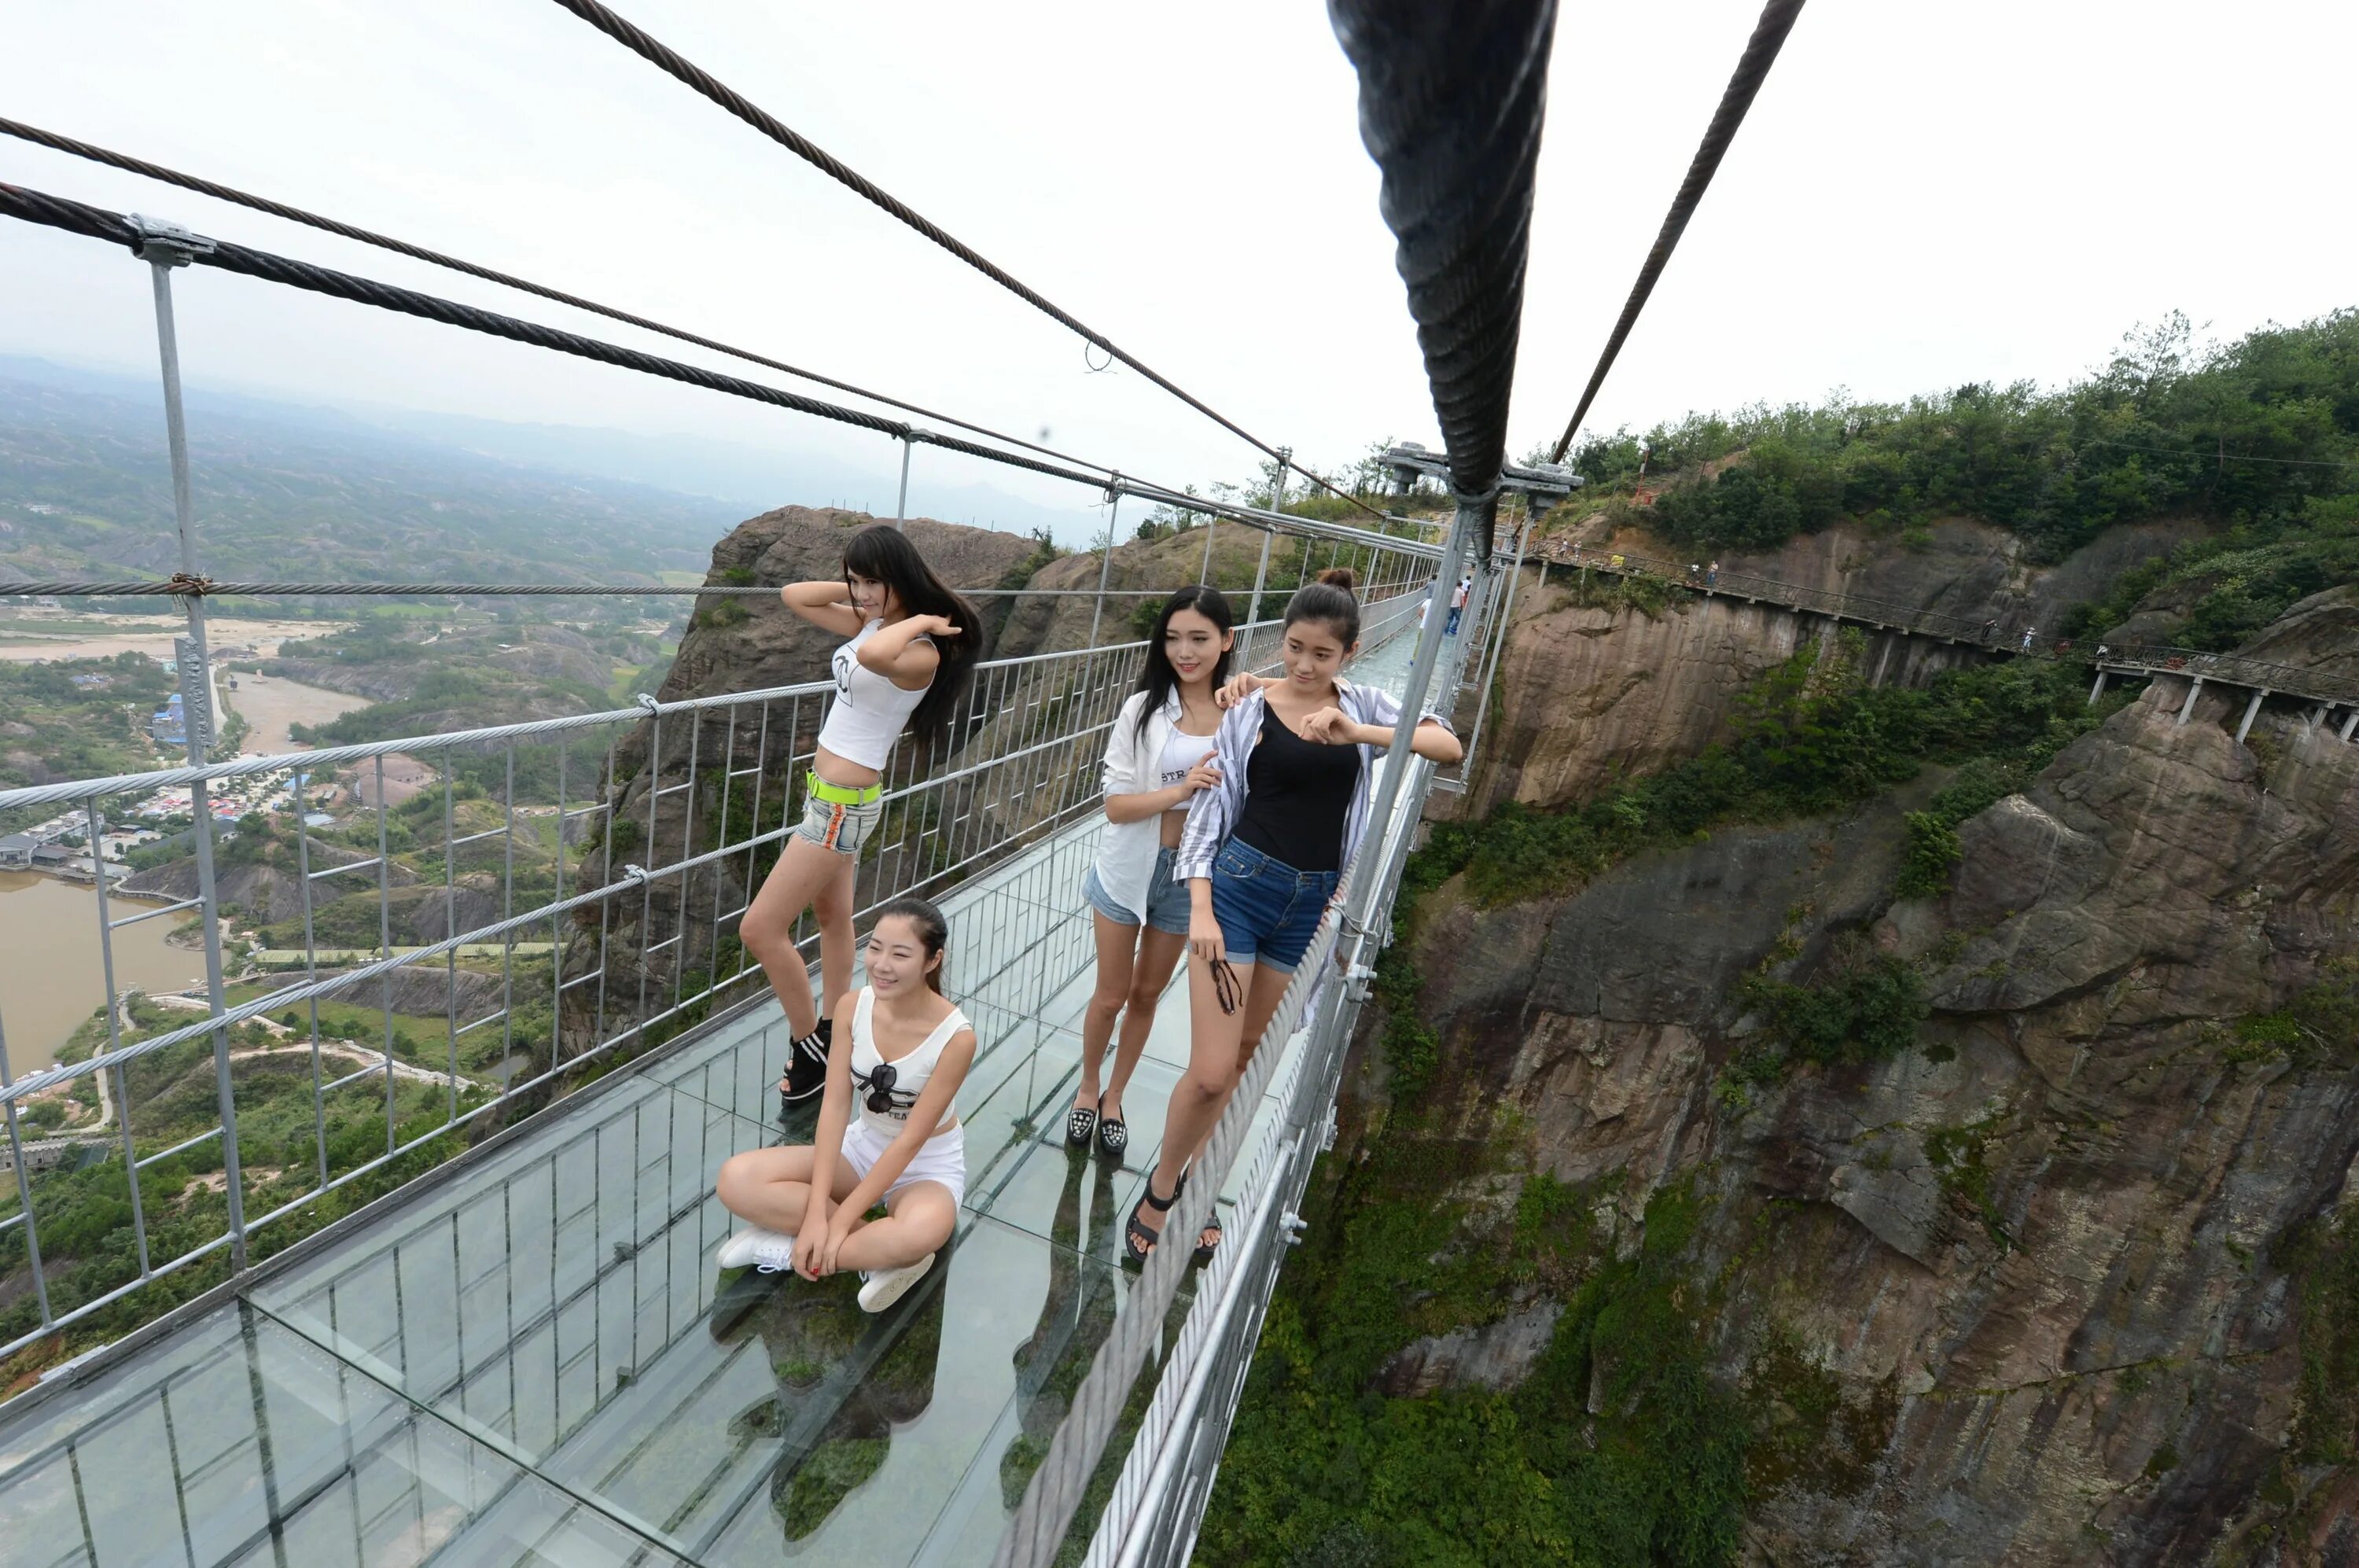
[1175,679,1452,885]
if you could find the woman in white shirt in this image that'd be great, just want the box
[1067,585,1235,1161]
[744,525,981,1113]
[715,895,975,1313]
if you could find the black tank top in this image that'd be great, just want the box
[1234,701,1360,874]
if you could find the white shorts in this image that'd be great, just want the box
[841,1117,966,1210]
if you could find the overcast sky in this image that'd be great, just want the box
[3,0,2353,534]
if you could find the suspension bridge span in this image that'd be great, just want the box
[0,2,1810,1564]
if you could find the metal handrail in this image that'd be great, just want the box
[1537,543,2359,705]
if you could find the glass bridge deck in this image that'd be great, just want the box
[0,629,1431,1568]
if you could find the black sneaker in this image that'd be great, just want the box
[778,1019,832,1112]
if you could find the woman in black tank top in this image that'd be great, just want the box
[1233,701,1360,872]
[1124,570,1461,1270]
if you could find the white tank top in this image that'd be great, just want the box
[1156,727,1216,793]
[816,620,932,771]
[848,985,970,1136]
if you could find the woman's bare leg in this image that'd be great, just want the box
[714,1144,859,1234]
[1102,925,1187,1124]
[1135,951,1249,1253]
[1177,960,1291,1172]
[740,836,847,1039]
[809,850,858,1028]
[1076,911,1139,1113]
[833,1183,957,1272]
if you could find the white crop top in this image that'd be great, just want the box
[816,620,931,771]
[848,985,970,1136]
[1156,727,1217,796]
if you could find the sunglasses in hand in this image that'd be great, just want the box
[1209,956,1243,1016]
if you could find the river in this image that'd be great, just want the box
[0,871,204,1075]
[226,671,371,755]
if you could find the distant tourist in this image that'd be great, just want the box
[1706,560,1720,587]
[716,896,970,1312]
[744,525,984,1113]
[1687,562,1702,583]
[1124,570,1462,1268]
[2020,627,2036,653]
[1069,587,1235,1165]
[1445,574,1472,635]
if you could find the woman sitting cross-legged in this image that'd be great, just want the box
[1125,569,1461,1268]
[715,895,974,1313]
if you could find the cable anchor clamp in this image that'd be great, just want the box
[1279,1211,1309,1246]
[634,694,662,714]
[620,863,650,887]
[124,213,216,267]
[163,572,213,598]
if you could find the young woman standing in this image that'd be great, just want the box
[1125,569,1461,1266]
[716,896,974,1312]
[1067,586,1235,1162]
[741,525,981,1112]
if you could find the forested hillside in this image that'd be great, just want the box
[1562,312,2358,653]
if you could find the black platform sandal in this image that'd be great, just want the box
[1065,1100,1099,1150]
[1192,1213,1223,1269]
[1121,1171,1186,1271]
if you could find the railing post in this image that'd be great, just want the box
[1248,453,1286,629]
[1457,504,1531,781]
[137,217,248,1270]
[1339,492,1489,940]
[894,432,913,529]
[1087,488,1121,650]
[0,998,52,1331]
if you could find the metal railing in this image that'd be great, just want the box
[0,585,1430,1371]
[1540,541,2359,707]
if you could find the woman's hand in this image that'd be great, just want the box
[903,613,962,639]
[1188,909,1225,966]
[816,1216,855,1278]
[1181,758,1223,794]
[1298,706,1362,745]
[1214,672,1267,709]
[793,1224,830,1280]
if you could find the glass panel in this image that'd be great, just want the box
[0,1302,692,1568]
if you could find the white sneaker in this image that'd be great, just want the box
[856,1253,935,1313]
[717,1228,798,1273]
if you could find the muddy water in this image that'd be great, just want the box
[226,672,371,755]
[0,872,203,1074]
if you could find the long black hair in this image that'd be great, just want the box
[871,893,950,993]
[1283,566,1360,647]
[1131,584,1236,742]
[842,525,984,739]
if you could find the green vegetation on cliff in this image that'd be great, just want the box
[1575,311,2359,569]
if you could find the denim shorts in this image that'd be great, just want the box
[793,790,882,855]
[1209,839,1339,974]
[1083,845,1191,936]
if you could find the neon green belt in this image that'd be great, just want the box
[807,771,883,806]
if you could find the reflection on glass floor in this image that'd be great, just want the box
[0,620,1434,1567]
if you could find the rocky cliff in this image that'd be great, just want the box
[1263,587,2359,1565]
[1456,517,2200,818]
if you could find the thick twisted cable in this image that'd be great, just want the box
[545,0,1385,525]
[0,113,1117,478]
[0,182,1432,554]
[1331,0,1559,497]
[0,580,1195,600]
[1546,0,1806,462]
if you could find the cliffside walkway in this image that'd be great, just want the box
[1536,539,2359,732]
[0,594,1473,1567]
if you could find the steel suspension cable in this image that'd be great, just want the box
[992,4,1557,1561]
[0,114,1107,479]
[0,181,1437,565]
[1545,0,1806,463]
[544,0,1387,525]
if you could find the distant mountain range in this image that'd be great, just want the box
[0,356,1105,590]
